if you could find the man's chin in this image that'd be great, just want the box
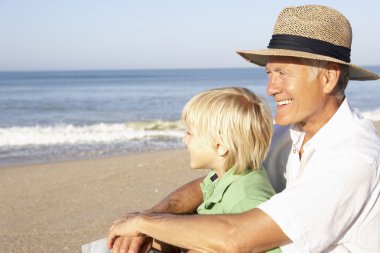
[273,119,291,126]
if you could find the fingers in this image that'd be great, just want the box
[108,217,131,248]
[110,236,150,253]
[111,236,123,253]
[107,229,117,249]
[107,219,130,249]
[108,212,144,251]
[127,236,150,253]
[119,237,133,253]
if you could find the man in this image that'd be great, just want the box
[108,5,380,253]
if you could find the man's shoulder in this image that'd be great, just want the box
[340,103,380,155]
[346,118,380,163]
[314,116,380,174]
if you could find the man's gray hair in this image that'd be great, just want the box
[301,58,349,100]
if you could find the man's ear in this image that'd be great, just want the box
[322,63,340,94]
[216,144,228,157]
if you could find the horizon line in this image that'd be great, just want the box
[1,64,380,73]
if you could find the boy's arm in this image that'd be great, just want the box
[111,176,205,253]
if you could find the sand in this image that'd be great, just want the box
[0,149,205,253]
[1,122,379,253]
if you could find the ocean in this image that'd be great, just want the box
[1,67,380,167]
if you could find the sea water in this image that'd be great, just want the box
[1,67,379,167]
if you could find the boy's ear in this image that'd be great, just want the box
[216,144,228,157]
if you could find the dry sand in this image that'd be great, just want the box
[1,122,379,253]
[0,149,205,253]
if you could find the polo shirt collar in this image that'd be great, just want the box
[202,168,245,208]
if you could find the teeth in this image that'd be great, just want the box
[277,99,293,105]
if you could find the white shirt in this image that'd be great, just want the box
[260,99,380,253]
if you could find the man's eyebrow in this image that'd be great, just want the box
[265,67,282,72]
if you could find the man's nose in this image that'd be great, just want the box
[266,77,280,96]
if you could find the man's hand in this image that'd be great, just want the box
[108,213,144,251]
[107,176,204,252]
[110,236,153,253]
[109,212,139,233]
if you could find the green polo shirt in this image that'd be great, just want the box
[197,167,282,253]
[197,166,275,214]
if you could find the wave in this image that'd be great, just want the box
[1,107,380,148]
[0,120,185,147]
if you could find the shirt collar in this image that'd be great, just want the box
[289,98,355,150]
[201,167,245,208]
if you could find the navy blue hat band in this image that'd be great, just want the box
[268,34,351,63]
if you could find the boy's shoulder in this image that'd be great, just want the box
[227,168,275,197]
[221,168,276,213]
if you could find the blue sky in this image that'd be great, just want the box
[0,0,379,71]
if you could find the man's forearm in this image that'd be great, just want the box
[138,212,234,253]
[110,177,205,253]
[137,209,290,253]
[146,177,204,214]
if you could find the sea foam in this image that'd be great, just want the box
[0,120,185,147]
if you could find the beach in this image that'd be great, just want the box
[0,149,205,253]
[0,122,379,253]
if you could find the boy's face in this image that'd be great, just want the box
[182,129,218,170]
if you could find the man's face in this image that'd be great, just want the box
[265,57,327,131]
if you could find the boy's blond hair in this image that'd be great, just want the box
[181,87,273,174]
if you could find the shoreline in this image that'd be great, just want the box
[1,122,379,253]
[3,121,380,170]
[0,147,185,170]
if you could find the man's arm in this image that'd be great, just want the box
[109,208,290,253]
[110,176,205,253]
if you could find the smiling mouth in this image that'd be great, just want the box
[276,99,294,106]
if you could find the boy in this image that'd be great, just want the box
[181,87,276,215]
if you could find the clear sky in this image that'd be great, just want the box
[0,0,379,71]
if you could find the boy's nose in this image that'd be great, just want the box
[182,135,188,144]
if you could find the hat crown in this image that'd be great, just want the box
[273,5,352,48]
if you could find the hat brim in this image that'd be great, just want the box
[236,48,379,81]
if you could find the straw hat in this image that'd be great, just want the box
[237,5,379,81]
